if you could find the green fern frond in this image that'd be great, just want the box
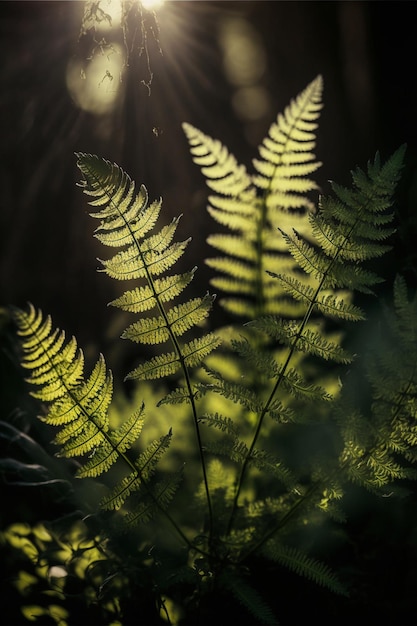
[230,338,331,401]
[202,366,264,413]
[182,122,254,198]
[279,228,383,293]
[13,305,113,459]
[261,540,348,596]
[249,448,298,491]
[339,274,417,493]
[125,469,183,525]
[271,146,405,326]
[100,430,172,510]
[109,269,197,313]
[204,438,249,466]
[77,405,145,478]
[268,273,366,321]
[248,317,353,364]
[76,153,220,390]
[252,75,323,210]
[125,351,181,381]
[157,386,199,406]
[183,76,323,321]
[198,412,238,436]
[182,334,223,367]
[13,305,179,534]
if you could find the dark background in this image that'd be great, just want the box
[1,0,417,365]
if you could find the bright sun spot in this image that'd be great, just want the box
[140,0,165,10]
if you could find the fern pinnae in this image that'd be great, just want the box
[253,74,323,206]
[259,541,348,597]
[14,305,195,552]
[76,153,220,544]
[226,146,405,537]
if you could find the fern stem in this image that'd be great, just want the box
[227,204,365,536]
[25,310,196,552]
[86,162,214,547]
[242,484,318,561]
[128,228,214,546]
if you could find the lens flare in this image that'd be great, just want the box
[140,0,165,10]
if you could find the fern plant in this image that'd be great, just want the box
[183,74,323,320]
[6,77,417,625]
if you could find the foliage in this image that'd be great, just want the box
[2,77,417,625]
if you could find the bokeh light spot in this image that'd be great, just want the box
[66,43,125,115]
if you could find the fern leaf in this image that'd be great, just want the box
[261,541,348,596]
[125,352,181,381]
[125,470,183,526]
[184,77,322,320]
[250,448,298,491]
[100,430,172,510]
[12,305,172,524]
[100,470,142,511]
[77,405,146,478]
[77,153,220,397]
[182,334,223,367]
[253,75,323,209]
[248,317,353,364]
[109,270,197,313]
[182,122,253,198]
[13,307,113,454]
[198,412,238,436]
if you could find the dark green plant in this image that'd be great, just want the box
[3,77,417,625]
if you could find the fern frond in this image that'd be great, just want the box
[13,306,113,458]
[253,75,323,210]
[13,305,179,536]
[202,365,264,413]
[124,469,183,526]
[182,334,223,367]
[122,295,215,346]
[125,352,181,381]
[182,122,254,198]
[249,448,298,491]
[183,77,323,321]
[198,412,238,436]
[339,275,417,493]
[12,303,169,524]
[76,153,220,399]
[109,270,197,313]
[100,430,172,511]
[248,317,353,364]
[77,405,145,478]
[261,540,348,596]
[280,228,383,293]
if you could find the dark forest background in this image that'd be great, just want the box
[1,0,417,368]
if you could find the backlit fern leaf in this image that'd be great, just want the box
[100,430,173,510]
[339,275,417,491]
[124,470,183,525]
[199,412,238,436]
[261,540,348,596]
[13,305,174,523]
[252,75,323,211]
[183,75,323,320]
[218,146,405,555]
[248,317,353,364]
[76,153,220,384]
[13,305,112,461]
